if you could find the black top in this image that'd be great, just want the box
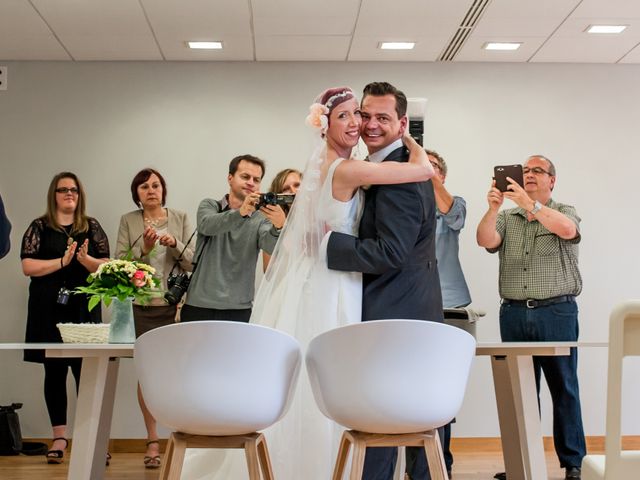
[20,217,110,362]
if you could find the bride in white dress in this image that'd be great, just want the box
[181,87,433,480]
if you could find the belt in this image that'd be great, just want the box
[501,295,575,309]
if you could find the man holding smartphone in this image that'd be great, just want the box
[476,155,585,480]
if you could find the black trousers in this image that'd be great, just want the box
[43,358,82,427]
[180,304,251,323]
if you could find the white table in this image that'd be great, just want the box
[0,343,133,480]
[476,342,606,480]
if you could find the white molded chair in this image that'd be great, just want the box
[306,320,476,480]
[583,301,640,479]
[135,321,301,480]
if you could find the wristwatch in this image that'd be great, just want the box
[530,200,543,215]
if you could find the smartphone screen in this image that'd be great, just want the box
[494,165,524,192]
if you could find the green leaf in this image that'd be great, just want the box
[103,296,112,307]
[88,295,101,312]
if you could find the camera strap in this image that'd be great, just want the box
[167,228,198,278]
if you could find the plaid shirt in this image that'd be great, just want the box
[488,198,582,300]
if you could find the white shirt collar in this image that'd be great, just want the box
[368,138,403,164]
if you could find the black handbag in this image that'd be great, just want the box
[0,403,23,455]
[0,403,48,456]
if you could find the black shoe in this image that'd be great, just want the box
[565,467,581,479]
[493,473,506,480]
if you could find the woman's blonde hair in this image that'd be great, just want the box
[269,169,303,194]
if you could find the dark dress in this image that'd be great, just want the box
[20,217,110,363]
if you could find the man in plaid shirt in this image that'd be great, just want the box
[476,155,585,480]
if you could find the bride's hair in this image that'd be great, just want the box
[317,87,356,114]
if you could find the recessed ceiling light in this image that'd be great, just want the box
[483,42,521,51]
[379,42,415,50]
[586,25,627,34]
[188,41,223,50]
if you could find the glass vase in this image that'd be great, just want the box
[108,297,136,343]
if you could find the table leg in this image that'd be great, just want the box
[67,356,120,480]
[490,355,548,480]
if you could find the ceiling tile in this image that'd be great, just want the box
[0,0,70,60]
[618,42,640,63]
[355,0,471,37]
[532,35,640,63]
[255,35,351,61]
[472,0,580,37]
[142,0,251,36]
[31,0,160,60]
[252,0,359,35]
[142,0,253,60]
[348,36,445,61]
[571,0,640,18]
[161,36,254,61]
[455,36,546,62]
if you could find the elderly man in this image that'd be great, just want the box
[476,155,585,480]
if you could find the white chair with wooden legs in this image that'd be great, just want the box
[583,301,640,479]
[134,321,301,480]
[306,320,476,480]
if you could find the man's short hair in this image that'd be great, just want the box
[362,82,408,118]
[425,149,448,177]
[229,154,266,179]
[528,154,556,176]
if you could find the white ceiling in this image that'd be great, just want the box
[1,0,639,63]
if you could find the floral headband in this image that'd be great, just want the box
[305,89,355,136]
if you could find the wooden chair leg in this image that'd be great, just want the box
[423,429,448,480]
[244,436,262,480]
[256,433,274,480]
[349,433,367,480]
[332,431,353,480]
[158,433,174,480]
[165,433,187,480]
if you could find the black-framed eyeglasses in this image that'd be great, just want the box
[55,187,79,194]
[523,167,552,176]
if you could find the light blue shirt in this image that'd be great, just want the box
[436,196,471,308]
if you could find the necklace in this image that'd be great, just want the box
[143,209,167,228]
[62,224,74,246]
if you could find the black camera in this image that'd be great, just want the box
[165,273,190,305]
[57,287,71,305]
[257,192,295,209]
[409,120,424,146]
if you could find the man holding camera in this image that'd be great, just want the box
[476,155,585,480]
[181,154,285,323]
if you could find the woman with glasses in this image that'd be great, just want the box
[20,172,110,465]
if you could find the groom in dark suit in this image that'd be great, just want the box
[326,82,444,480]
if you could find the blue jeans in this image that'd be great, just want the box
[499,299,586,468]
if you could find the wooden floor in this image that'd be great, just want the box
[0,450,567,479]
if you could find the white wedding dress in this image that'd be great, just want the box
[181,157,364,480]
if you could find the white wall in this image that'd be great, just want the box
[0,61,638,439]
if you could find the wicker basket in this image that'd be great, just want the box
[56,323,111,343]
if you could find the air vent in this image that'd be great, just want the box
[439,0,492,61]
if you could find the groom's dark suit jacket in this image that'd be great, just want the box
[327,146,444,322]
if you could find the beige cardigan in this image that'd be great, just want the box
[115,209,195,285]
